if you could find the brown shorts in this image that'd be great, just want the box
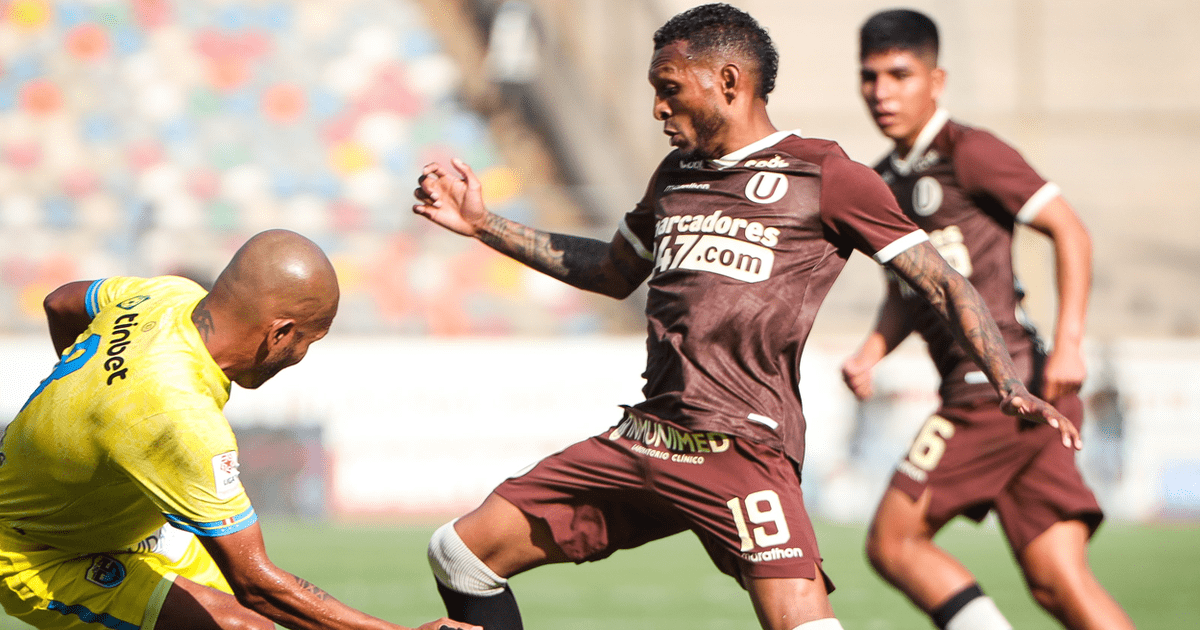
[889,394,1103,552]
[494,410,831,590]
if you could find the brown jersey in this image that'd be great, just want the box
[621,131,926,466]
[875,110,1061,406]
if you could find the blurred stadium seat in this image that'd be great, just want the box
[0,0,611,335]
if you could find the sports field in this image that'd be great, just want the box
[1,517,1192,629]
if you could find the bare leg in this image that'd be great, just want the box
[154,576,273,630]
[1017,520,1135,630]
[431,492,571,630]
[745,575,837,630]
[453,492,570,578]
[865,487,975,612]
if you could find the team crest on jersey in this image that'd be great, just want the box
[211,451,242,500]
[85,555,126,588]
[116,295,150,310]
[745,172,788,204]
[912,176,943,216]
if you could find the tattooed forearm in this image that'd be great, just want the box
[477,213,641,298]
[191,301,215,341]
[888,242,1023,397]
[293,576,330,601]
[477,213,568,276]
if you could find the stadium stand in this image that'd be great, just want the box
[0,0,623,335]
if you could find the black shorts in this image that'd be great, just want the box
[494,410,832,590]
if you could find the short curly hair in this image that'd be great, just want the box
[653,3,778,101]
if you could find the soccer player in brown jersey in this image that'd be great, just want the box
[413,5,1077,630]
[841,9,1135,630]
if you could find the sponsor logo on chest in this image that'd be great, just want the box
[652,210,781,283]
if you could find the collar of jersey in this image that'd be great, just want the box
[889,108,950,175]
[710,129,802,170]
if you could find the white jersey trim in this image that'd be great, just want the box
[619,218,655,261]
[712,129,802,170]
[1015,182,1061,224]
[889,108,950,176]
[964,371,989,385]
[747,413,779,430]
[873,230,929,264]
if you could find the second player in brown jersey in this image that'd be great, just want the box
[843,9,1134,630]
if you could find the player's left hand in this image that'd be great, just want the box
[1042,346,1086,402]
[1000,387,1082,450]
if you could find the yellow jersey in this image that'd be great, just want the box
[0,276,256,554]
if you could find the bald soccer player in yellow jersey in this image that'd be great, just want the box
[0,230,475,630]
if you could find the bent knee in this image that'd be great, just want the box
[865,525,908,572]
[427,520,508,596]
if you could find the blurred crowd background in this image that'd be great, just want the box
[0,0,608,337]
[1,0,1197,522]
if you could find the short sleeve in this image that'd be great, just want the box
[819,156,928,263]
[618,167,664,262]
[109,410,257,537]
[954,129,1058,224]
[85,277,140,318]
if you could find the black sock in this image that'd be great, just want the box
[930,583,985,629]
[436,580,524,630]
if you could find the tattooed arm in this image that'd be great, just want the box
[196,522,476,630]
[886,241,1081,449]
[413,159,652,298]
[43,281,96,356]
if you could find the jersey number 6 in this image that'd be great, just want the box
[907,415,956,472]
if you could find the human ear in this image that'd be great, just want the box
[720,64,740,102]
[268,319,296,348]
[931,67,947,101]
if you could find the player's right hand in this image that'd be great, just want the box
[840,354,875,401]
[415,618,481,630]
[413,158,489,238]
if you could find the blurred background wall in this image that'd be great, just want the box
[1,0,1197,522]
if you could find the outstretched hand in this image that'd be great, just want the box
[1000,387,1082,450]
[413,158,488,237]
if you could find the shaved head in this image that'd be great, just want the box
[197,229,339,388]
[211,229,339,326]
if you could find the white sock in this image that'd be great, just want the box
[945,596,1012,630]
